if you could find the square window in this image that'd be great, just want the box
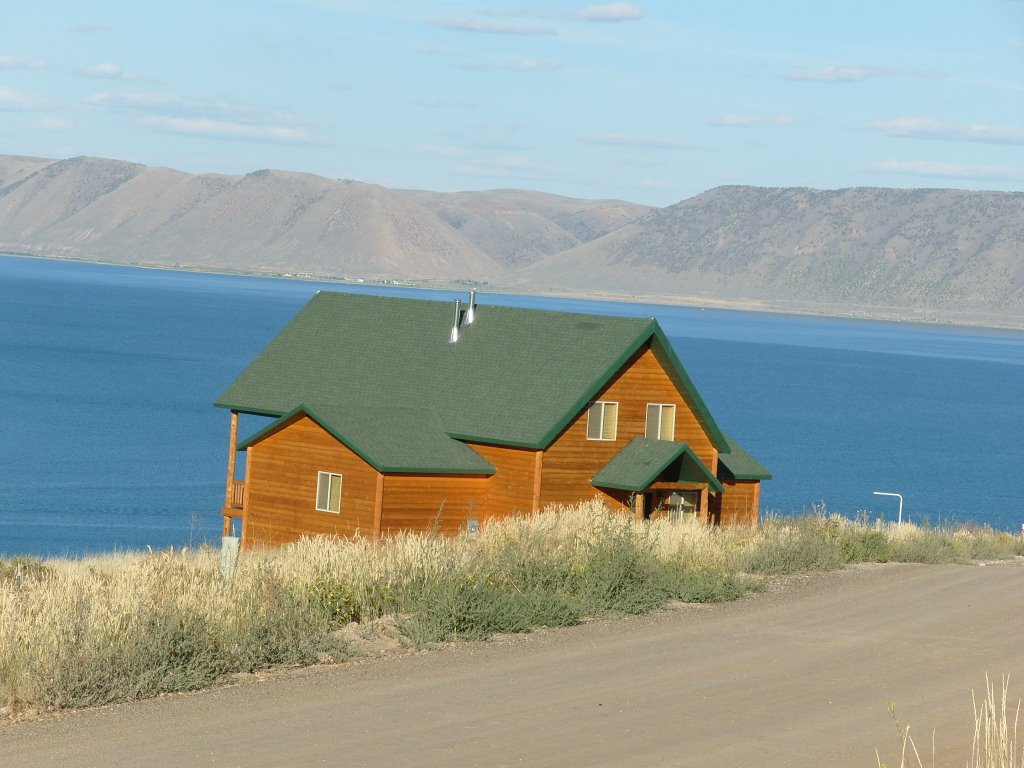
[316,471,343,513]
[587,401,618,440]
[646,403,676,441]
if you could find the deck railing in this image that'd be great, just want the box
[229,480,245,509]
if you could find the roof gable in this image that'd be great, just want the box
[217,292,726,450]
[591,438,724,493]
[238,403,496,475]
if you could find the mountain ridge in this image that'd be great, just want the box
[2,154,1021,326]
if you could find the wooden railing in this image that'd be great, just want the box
[229,480,245,509]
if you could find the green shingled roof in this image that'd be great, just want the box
[718,434,773,480]
[591,438,724,493]
[216,292,727,451]
[237,403,496,475]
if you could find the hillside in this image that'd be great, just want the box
[0,155,642,281]
[511,185,1024,322]
[2,154,1022,324]
[402,188,649,269]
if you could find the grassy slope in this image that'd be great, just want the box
[1,501,1021,715]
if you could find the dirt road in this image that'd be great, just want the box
[3,561,1023,767]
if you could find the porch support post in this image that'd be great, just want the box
[224,410,239,507]
[634,492,645,521]
[240,446,253,548]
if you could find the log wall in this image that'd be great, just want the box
[379,474,488,535]
[464,442,539,518]
[708,480,761,527]
[243,414,380,547]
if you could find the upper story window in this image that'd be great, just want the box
[646,403,676,441]
[316,471,343,513]
[587,401,618,440]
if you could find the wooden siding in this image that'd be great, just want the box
[539,343,718,510]
[464,442,539,519]
[708,480,761,527]
[243,414,380,547]
[379,474,488,535]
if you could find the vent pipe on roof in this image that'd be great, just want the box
[449,299,462,344]
[464,290,476,325]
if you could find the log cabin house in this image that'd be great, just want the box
[215,291,770,547]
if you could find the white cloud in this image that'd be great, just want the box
[0,55,47,70]
[573,3,643,22]
[31,116,73,130]
[141,116,314,144]
[0,85,47,110]
[586,132,697,149]
[433,18,556,35]
[415,98,477,109]
[709,114,794,127]
[86,92,213,112]
[458,58,561,72]
[411,143,468,158]
[85,92,302,127]
[506,59,561,71]
[870,160,1024,183]
[866,117,1024,145]
[783,65,893,82]
[454,154,547,178]
[79,62,138,80]
[637,177,669,189]
[88,91,316,144]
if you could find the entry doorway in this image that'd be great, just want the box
[642,490,702,522]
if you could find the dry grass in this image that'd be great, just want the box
[1,500,1021,716]
[877,675,1021,768]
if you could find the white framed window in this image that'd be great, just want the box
[666,491,700,523]
[586,401,619,440]
[646,403,676,441]
[316,471,343,513]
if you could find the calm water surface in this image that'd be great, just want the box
[1,254,1022,556]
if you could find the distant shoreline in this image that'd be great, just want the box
[5,251,1024,332]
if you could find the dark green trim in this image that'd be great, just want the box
[536,320,660,448]
[446,432,541,450]
[214,402,286,418]
[649,327,729,452]
[237,404,495,476]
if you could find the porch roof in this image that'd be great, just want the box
[591,438,724,493]
[719,434,772,480]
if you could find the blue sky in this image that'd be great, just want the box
[1,1,1022,205]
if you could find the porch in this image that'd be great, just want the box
[590,437,724,525]
[221,480,245,536]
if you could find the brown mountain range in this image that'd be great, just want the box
[2,154,1021,325]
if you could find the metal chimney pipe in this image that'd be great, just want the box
[465,290,476,325]
[449,299,462,344]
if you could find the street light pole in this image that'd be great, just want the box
[873,491,903,525]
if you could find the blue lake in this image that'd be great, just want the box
[1,254,1022,557]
